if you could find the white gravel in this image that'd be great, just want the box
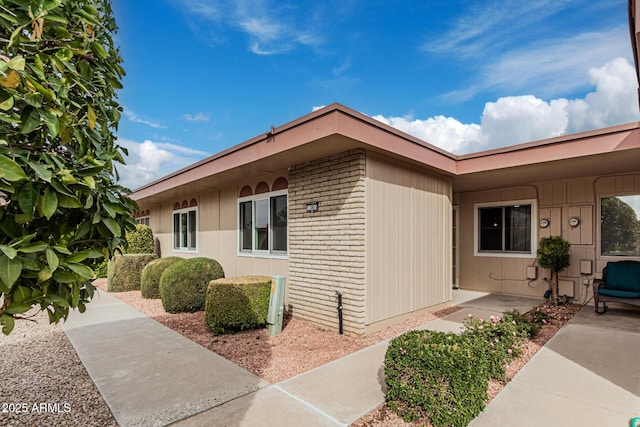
[0,309,116,427]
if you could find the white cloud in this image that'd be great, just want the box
[312,105,326,112]
[176,0,323,55]
[116,139,209,190]
[182,112,210,122]
[372,57,640,154]
[122,109,166,129]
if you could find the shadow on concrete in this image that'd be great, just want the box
[544,308,640,397]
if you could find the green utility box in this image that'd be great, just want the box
[267,276,286,336]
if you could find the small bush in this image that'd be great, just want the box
[140,257,183,299]
[159,258,224,313]
[107,254,158,292]
[205,276,271,334]
[125,224,154,254]
[385,330,489,427]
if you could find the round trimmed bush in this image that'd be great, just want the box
[140,257,183,299]
[159,258,225,313]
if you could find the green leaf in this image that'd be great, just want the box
[52,245,72,255]
[7,56,25,71]
[55,48,73,62]
[40,109,59,137]
[57,194,81,208]
[102,217,121,236]
[20,108,40,134]
[42,187,58,219]
[0,255,22,289]
[5,303,31,315]
[44,293,70,307]
[28,161,52,182]
[17,182,38,216]
[52,269,75,284]
[18,242,47,253]
[38,268,52,282]
[0,245,17,259]
[0,95,14,111]
[0,155,28,181]
[1,315,15,335]
[46,248,59,271]
[13,285,31,303]
[66,249,101,263]
[67,263,93,279]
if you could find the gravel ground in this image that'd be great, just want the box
[0,309,116,427]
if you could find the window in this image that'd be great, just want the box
[173,207,197,252]
[136,216,150,226]
[475,201,535,256]
[238,190,288,256]
[601,194,640,257]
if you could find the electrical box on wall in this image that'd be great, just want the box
[526,266,537,280]
[558,280,575,298]
[580,260,592,275]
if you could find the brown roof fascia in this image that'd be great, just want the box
[456,121,640,175]
[131,103,458,198]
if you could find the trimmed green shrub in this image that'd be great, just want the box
[107,254,158,292]
[205,276,271,334]
[140,257,183,299]
[159,258,225,313]
[385,330,489,427]
[125,224,155,254]
[385,310,540,427]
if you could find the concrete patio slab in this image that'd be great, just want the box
[570,307,640,332]
[469,321,640,427]
[63,291,146,328]
[456,293,544,314]
[174,386,344,427]
[63,291,269,427]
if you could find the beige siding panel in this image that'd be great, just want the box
[366,154,451,326]
[458,173,640,301]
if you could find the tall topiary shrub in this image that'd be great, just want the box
[537,236,571,305]
[159,258,224,313]
[124,224,154,254]
[0,0,135,335]
[140,256,182,299]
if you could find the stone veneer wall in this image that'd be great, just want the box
[287,149,366,335]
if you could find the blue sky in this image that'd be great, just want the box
[110,0,639,189]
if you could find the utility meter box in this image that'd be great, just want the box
[267,276,286,336]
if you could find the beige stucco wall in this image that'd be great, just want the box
[365,153,453,330]
[146,176,289,289]
[287,150,367,335]
[457,173,640,301]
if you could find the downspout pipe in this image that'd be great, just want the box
[335,291,343,335]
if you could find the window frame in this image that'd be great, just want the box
[598,192,640,260]
[237,189,288,259]
[172,206,198,253]
[474,199,537,258]
[136,216,150,227]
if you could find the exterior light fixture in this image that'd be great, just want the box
[306,201,319,213]
[539,218,550,228]
[568,217,580,228]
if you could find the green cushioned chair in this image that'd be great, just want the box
[593,261,640,314]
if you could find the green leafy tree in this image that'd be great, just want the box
[601,197,640,256]
[0,0,135,334]
[536,236,571,305]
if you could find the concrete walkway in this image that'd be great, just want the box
[62,290,640,426]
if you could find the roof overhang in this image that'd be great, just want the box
[131,104,458,206]
[454,122,640,192]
